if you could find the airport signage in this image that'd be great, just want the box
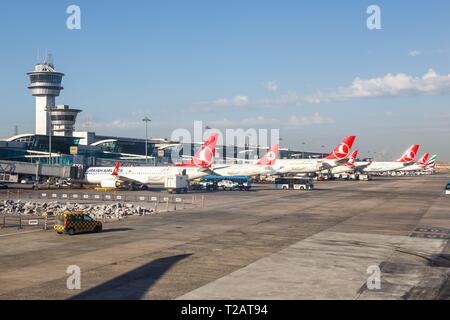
[70,146,78,155]
[28,220,39,226]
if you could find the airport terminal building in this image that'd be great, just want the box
[0,57,324,171]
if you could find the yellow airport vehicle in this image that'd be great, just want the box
[94,187,116,191]
[54,211,103,236]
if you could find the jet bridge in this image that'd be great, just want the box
[0,160,77,179]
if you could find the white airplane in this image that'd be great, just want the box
[320,150,368,175]
[210,145,279,176]
[84,133,219,188]
[398,153,429,172]
[362,145,420,173]
[426,155,437,169]
[274,136,357,174]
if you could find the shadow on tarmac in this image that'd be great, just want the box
[69,253,192,300]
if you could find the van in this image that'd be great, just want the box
[54,212,103,235]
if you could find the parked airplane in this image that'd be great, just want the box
[426,155,437,169]
[362,145,420,173]
[84,133,219,189]
[320,150,360,175]
[398,153,429,172]
[274,135,357,174]
[211,144,280,176]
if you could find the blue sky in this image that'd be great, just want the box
[0,0,449,160]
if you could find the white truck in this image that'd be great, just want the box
[164,175,189,194]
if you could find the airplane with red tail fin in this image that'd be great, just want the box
[274,136,357,174]
[177,134,218,168]
[398,153,430,172]
[210,144,280,176]
[363,145,420,173]
[84,133,219,189]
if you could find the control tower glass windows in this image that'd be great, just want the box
[29,74,62,84]
[50,115,76,121]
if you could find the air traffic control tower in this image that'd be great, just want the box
[27,56,65,135]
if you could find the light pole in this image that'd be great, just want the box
[302,142,306,159]
[142,116,151,163]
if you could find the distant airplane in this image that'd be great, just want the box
[84,133,219,189]
[274,136,357,174]
[398,153,429,172]
[211,144,280,176]
[362,145,420,173]
[320,149,371,175]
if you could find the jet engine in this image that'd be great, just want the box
[100,179,120,189]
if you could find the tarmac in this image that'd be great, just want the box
[0,174,449,300]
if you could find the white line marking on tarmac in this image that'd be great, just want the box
[0,229,43,237]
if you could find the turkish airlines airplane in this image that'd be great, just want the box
[320,150,360,175]
[273,136,357,174]
[211,144,280,176]
[362,145,420,173]
[84,133,219,188]
[398,153,429,172]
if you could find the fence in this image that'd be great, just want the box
[0,215,55,231]
[0,192,205,223]
[2,191,205,208]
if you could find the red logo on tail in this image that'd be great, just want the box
[178,133,219,168]
[397,145,419,163]
[112,161,121,176]
[417,153,429,166]
[346,150,358,167]
[325,136,356,160]
[257,144,279,166]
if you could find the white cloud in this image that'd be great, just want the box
[233,95,249,106]
[264,80,278,92]
[408,50,421,57]
[89,119,141,129]
[288,113,335,126]
[212,98,229,106]
[209,113,335,128]
[292,69,450,105]
[192,95,249,111]
[193,69,450,111]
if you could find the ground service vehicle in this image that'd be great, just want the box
[202,176,252,191]
[54,212,103,235]
[165,175,189,193]
[445,182,450,195]
[275,177,314,190]
[218,180,240,191]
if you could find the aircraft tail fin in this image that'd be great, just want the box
[417,153,429,166]
[324,136,356,160]
[345,150,358,167]
[112,161,121,176]
[396,145,420,163]
[257,144,279,165]
[177,133,219,168]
